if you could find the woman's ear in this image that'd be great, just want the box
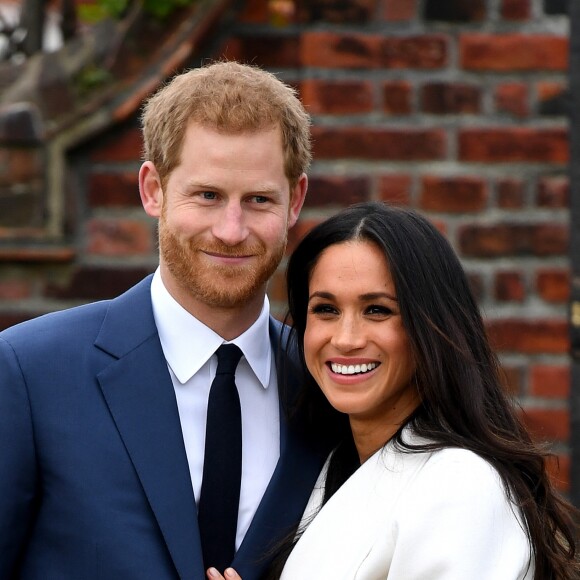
[139,161,163,217]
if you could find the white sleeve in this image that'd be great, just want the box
[385,450,534,580]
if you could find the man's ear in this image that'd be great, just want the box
[139,161,163,217]
[288,173,308,229]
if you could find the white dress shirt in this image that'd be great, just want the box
[150,269,280,549]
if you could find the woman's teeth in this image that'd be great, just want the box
[330,362,378,375]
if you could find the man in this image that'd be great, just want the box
[0,61,326,579]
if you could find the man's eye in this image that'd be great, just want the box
[201,191,217,200]
[253,195,269,204]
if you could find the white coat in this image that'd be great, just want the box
[281,431,533,580]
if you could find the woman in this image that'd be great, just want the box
[209,202,579,579]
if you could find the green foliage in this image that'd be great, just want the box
[78,0,195,22]
[78,0,129,22]
[143,0,194,19]
[99,0,130,18]
[74,65,113,96]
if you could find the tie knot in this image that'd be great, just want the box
[215,344,243,376]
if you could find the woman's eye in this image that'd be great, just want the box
[366,305,392,316]
[310,304,338,316]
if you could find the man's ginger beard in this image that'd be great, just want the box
[158,209,287,309]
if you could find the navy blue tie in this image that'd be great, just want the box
[198,344,243,572]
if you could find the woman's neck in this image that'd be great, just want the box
[350,420,399,464]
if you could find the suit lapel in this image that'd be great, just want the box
[232,319,328,579]
[95,277,205,580]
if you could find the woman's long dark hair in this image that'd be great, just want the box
[281,201,579,579]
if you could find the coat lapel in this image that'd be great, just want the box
[94,283,326,580]
[94,277,205,580]
[232,319,328,579]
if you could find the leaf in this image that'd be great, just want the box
[99,0,131,18]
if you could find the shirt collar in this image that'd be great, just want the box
[150,269,272,387]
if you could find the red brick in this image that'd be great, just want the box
[424,0,485,22]
[494,271,526,302]
[536,268,569,303]
[530,365,570,399]
[459,224,514,256]
[459,223,567,257]
[546,454,570,493]
[486,319,568,354]
[43,266,154,301]
[300,79,373,115]
[299,0,377,23]
[301,32,381,68]
[494,83,529,117]
[227,35,301,68]
[378,174,412,205]
[239,0,301,25]
[238,0,270,23]
[88,172,141,207]
[520,407,569,442]
[467,272,484,302]
[312,127,446,161]
[383,0,417,21]
[500,0,531,20]
[536,175,569,208]
[0,148,43,186]
[532,223,568,255]
[0,279,32,300]
[459,128,568,163]
[268,269,288,304]
[537,81,566,103]
[497,178,526,208]
[382,81,413,115]
[0,312,43,332]
[500,365,523,395]
[537,81,568,116]
[419,176,487,212]
[460,34,568,71]
[381,35,448,69]
[420,82,481,114]
[305,176,371,207]
[287,218,323,254]
[430,219,448,237]
[87,219,154,256]
[0,247,75,262]
[90,127,143,162]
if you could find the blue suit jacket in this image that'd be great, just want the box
[0,276,326,579]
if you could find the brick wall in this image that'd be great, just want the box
[0,0,572,490]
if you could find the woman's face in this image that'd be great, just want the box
[304,240,419,437]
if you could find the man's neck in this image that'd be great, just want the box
[187,298,265,341]
[160,274,266,341]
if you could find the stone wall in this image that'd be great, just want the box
[0,0,572,490]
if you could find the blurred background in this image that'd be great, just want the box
[0,0,576,503]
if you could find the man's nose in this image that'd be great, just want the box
[211,202,249,246]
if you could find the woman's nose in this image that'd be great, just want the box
[331,317,366,352]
